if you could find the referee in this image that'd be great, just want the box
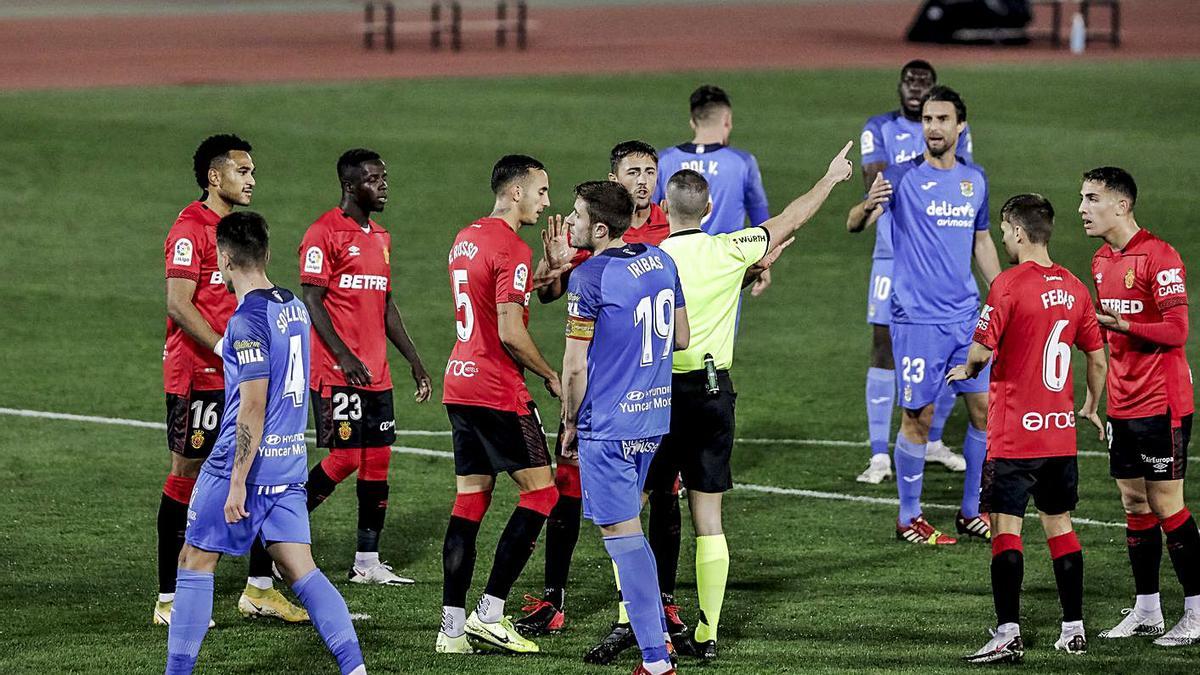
[650,142,854,660]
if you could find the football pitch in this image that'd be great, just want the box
[2,61,1200,673]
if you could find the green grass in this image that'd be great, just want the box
[1,62,1199,673]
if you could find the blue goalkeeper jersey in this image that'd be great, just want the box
[566,244,684,441]
[653,143,769,235]
[204,287,311,485]
[860,111,973,260]
[883,156,990,325]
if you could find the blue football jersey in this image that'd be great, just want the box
[883,157,990,325]
[860,111,973,260]
[566,244,685,440]
[652,143,769,235]
[204,287,311,485]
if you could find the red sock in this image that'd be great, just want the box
[162,474,196,504]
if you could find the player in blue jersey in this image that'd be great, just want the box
[165,212,366,675]
[848,86,1001,545]
[560,180,690,675]
[653,84,773,295]
[849,60,974,485]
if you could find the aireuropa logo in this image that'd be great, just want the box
[445,360,478,377]
[1021,410,1076,432]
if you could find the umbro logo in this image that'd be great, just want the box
[896,133,912,141]
[348,245,361,257]
[920,181,938,190]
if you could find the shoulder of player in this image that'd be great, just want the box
[957,158,987,181]
[865,110,898,128]
[884,159,920,184]
[168,202,212,234]
[1133,229,1183,261]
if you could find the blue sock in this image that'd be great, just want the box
[604,534,670,666]
[960,425,987,518]
[165,569,213,675]
[928,384,956,444]
[894,434,926,526]
[866,368,895,456]
[293,569,364,675]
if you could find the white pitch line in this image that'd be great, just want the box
[0,406,1131,529]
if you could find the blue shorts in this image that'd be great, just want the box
[579,436,662,527]
[890,318,990,410]
[866,258,893,326]
[185,470,311,556]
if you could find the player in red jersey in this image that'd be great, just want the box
[949,194,1106,663]
[300,148,432,586]
[516,140,685,642]
[1079,167,1200,646]
[437,155,562,655]
[157,134,307,626]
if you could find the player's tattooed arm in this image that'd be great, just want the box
[302,284,372,386]
[1079,348,1108,440]
[226,378,267,524]
[385,292,432,402]
[166,277,222,351]
[946,342,993,383]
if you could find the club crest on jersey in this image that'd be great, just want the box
[1124,267,1135,289]
[338,421,353,441]
[903,385,913,404]
[959,181,974,197]
[304,246,324,274]
[513,263,529,292]
[173,238,194,266]
[190,430,205,450]
[382,247,390,265]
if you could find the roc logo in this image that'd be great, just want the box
[190,430,205,450]
[903,385,913,404]
[959,181,974,197]
[1124,267,1136,289]
[338,421,353,441]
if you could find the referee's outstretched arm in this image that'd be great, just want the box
[759,141,855,255]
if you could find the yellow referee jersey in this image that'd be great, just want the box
[659,226,769,373]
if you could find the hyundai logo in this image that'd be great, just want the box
[626,390,646,401]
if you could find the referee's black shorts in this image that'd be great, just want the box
[646,369,736,494]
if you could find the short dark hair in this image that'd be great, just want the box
[1082,166,1137,209]
[922,85,967,123]
[575,181,634,238]
[1001,194,1054,245]
[337,148,382,183]
[901,59,936,81]
[216,211,270,269]
[689,84,731,123]
[665,169,710,221]
[491,154,545,194]
[610,140,658,174]
[193,134,252,192]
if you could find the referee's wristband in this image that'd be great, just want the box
[213,337,225,358]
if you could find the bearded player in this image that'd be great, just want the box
[1081,167,1200,646]
[948,194,1106,663]
[300,148,433,585]
[158,134,306,625]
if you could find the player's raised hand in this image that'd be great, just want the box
[337,352,372,387]
[224,482,249,524]
[824,141,855,184]
[946,364,971,383]
[541,214,573,269]
[412,363,432,403]
[1096,306,1130,333]
[865,173,893,211]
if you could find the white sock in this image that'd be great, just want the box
[355,552,380,569]
[158,592,175,603]
[1184,595,1200,613]
[476,594,504,623]
[1135,593,1161,614]
[246,576,273,590]
[997,622,1020,637]
[347,666,366,675]
[643,660,672,675]
[441,606,466,637]
[1061,620,1084,635]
